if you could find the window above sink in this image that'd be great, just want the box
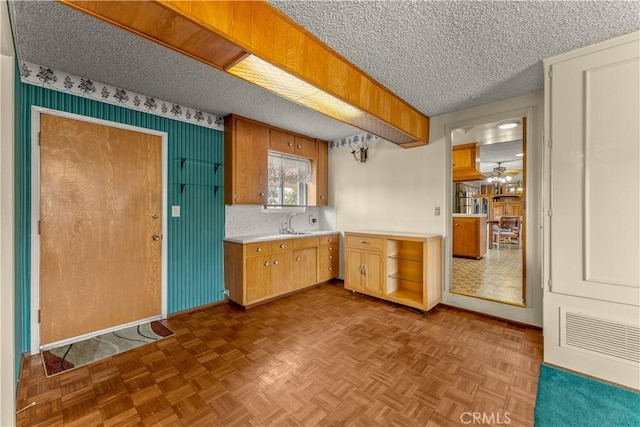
[267,151,311,207]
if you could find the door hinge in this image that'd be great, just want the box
[547,210,552,217]
[38,132,41,146]
[38,309,41,323]
[547,279,553,291]
[548,67,553,79]
[38,221,41,234]
[548,138,552,148]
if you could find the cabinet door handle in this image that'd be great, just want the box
[328,247,333,251]
[328,255,332,260]
[454,223,459,226]
[328,237,332,242]
[288,142,293,147]
[296,257,301,261]
[273,260,279,265]
[279,244,285,249]
[297,144,302,149]
[320,195,325,200]
[256,247,262,253]
[328,267,332,271]
[363,264,367,275]
[359,240,369,244]
[360,264,364,275]
[259,192,265,197]
[264,261,269,266]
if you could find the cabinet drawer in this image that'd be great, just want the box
[293,236,319,249]
[319,251,337,267]
[320,243,338,255]
[246,243,270,255]
[345,235,385,251]
[271,239,292,252]
[319,234,339,245]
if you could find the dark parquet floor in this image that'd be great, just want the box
[16,282,543,426]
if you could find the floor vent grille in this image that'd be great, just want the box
[562,310,640,364]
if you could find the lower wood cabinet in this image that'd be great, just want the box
[345,231,442,311]
[452,216,487,259]
[225,233,339,307]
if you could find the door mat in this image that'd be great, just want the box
[534,364,640,426]
[41,320,174,377]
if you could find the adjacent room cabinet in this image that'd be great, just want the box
[490,195,522,219]
[452,216,487,259]
[345,232,442,311]
[224,233,339,307]
[452,142,485,182]
[224,114,329,205]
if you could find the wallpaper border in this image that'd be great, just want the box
[19,60,224,131]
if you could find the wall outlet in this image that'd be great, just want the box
[309,215,318,224]
[222,289,229,297]
[434,206,441,216]
[171,205,181,217]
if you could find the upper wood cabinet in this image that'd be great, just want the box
[453,142,485,182]
[225,114,329,206]
[224,115,269,205]
[315,140,329,206]
[270,129,316,159]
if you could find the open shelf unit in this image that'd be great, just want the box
[345,231,442,311]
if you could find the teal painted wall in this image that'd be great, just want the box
[16,82,225,354]
[14,62,23,383]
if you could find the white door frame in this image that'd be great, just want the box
[30,106,169,354]
[443,105,543,325]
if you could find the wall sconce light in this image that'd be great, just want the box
[351,145,368,163]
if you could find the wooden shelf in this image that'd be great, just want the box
[388,272,423,284]
[388,253,423,263]
[386,288,423,306]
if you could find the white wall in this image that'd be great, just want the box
[0,0,16,424]
[330,92,543,326]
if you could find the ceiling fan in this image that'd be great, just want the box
[485,162,521,182]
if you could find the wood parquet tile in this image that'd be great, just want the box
[16,282,543,426]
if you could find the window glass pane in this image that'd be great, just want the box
[267,152,311,205]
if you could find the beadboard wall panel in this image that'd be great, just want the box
[16,83,224,353]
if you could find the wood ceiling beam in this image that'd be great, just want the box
[58,0,430,146]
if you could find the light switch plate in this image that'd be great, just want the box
[434,206,440,216]
[172,205,181,217]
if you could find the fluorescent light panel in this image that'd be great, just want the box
[228,55,415,144]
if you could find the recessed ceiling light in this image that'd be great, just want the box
[497,120,520,130]
[515,153,524,157]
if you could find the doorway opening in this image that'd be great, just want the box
[450,117,527,306]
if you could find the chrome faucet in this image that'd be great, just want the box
[286,212,298,233]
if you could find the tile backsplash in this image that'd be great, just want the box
[225,205,337,237]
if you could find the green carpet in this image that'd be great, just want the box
[535,364,640,427]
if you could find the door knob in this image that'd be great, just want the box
[152,235,161,241]
[296,257,301,261]
[151,213,159,219]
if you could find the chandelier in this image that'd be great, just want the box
[487,163,512,184]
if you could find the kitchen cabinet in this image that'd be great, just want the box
[224,233,339,307]
[314,140,329,206]
[318,234,339,282]
[270,129,317,160]
[344,232,442,311]
[293,237,319,290]
[345,236,385,296]
[224,114,329,206]
[490,195,522,219]
[224,115,269,205]
[453,142,485,182]
[452,216,487,259]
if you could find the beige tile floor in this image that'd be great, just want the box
[451,245,524,305]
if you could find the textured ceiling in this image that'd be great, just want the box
[9,0,640,141]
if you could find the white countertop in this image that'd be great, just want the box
[452,213,487,218]
[346,230,441,239]
[224,230,338,244]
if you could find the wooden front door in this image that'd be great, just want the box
[39,114,162,345]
